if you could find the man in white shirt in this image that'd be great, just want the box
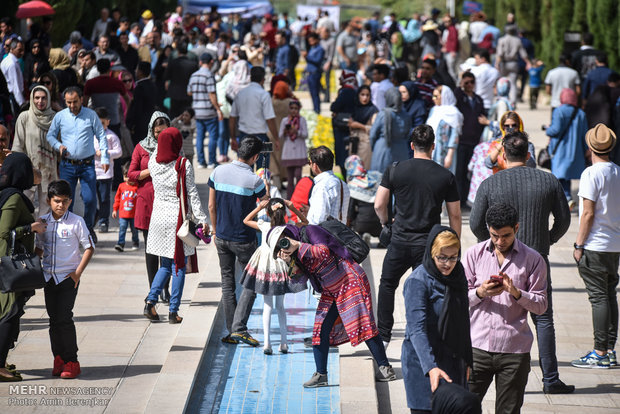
[229,66,279,169]
[545,53,581,112]
[470,48,499,111]
[572,124,620,369]
[370,64,393,111]
[0,38,25,106]
[307,146,349,225]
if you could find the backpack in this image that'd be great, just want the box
[316,217,370,264]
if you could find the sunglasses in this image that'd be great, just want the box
[503,124,518,129]
[122,79,132,83]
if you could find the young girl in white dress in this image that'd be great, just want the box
[241,197,308,354]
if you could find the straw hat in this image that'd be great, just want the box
[586,123,616,154]
[422,20,438,32]
[141,10,153,20]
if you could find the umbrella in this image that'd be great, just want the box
[16,1,55,19]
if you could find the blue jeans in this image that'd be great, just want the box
[239,132,270,169]
[219,118,230,157]
[558,179,572,200]
[530,255,559,385]
[339,61,358,72]
[196,117,219,165]
[59,159,97,231]
[147,257,186,313]
[118,217,139,246]
[313,302,388,374]
[307,71,322,114]
[96,178,112,226]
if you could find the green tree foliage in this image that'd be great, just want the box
[450,0,619,70]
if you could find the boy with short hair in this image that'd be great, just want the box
[35,180,95,379]
[93,107,122,233]
[112,163,139,252]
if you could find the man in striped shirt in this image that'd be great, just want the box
[187,53,222,168]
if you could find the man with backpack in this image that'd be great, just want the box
[374,125,461,348]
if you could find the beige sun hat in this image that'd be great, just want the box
[586,123,617,154]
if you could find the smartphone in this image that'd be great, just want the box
[490,274,503,285]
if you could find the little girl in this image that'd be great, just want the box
[241,197,308,355]
[279,100,308,199]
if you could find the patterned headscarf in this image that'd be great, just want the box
[139,111,170,155]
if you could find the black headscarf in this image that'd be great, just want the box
[423,224,473,367]
[353,86,379,125]
[0,153,35,214]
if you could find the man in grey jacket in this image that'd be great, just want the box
[470,131,573,394]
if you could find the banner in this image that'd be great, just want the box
[295,5,340,32]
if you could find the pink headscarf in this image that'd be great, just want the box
[560,88,578,107]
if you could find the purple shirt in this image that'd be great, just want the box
[465,238,547,354]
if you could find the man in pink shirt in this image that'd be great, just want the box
[464,203,547,414]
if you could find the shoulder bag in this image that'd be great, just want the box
[176,162,201,248]
[538,106,579,169]
[0,230,46,293]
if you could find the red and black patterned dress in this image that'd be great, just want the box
[296,242,379,347]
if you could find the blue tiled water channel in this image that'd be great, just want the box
[187,290,340,414]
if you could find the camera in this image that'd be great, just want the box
[285,124,291,129]
[261,142,273,153]
[278,237,290,250]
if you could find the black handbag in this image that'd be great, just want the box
[0,231,46,293]
[333,112,352,130]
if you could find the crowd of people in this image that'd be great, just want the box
[0,5,619,414]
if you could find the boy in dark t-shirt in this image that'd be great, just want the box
[374,125,461,346]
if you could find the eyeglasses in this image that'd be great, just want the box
[122,79,132,83]
[435,255,459,263]
[503,124,517,130]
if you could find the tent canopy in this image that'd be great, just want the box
[185,0,273,18]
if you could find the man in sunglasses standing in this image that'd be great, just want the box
[470,131,573,395]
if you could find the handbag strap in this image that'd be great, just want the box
[338,179,343,221]
[8,230,16,255]
[178,159,188,220]
[551,106,579,156]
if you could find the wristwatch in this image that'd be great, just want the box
[574,243,585,250]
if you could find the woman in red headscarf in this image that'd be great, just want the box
[545,88,588,207]
[143,127,209,324]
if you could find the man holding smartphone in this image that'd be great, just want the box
[465,203,547,413]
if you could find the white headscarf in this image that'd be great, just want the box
[425,85,463,135]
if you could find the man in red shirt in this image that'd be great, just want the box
[83,58,130,137]
[441,14,459,83]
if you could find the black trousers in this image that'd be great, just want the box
[377,242,425,342]
[142,229,161,287]
[44,278,79,362]
[468,348,530,414]
[455,143,476,206]
[0,293,27,366]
